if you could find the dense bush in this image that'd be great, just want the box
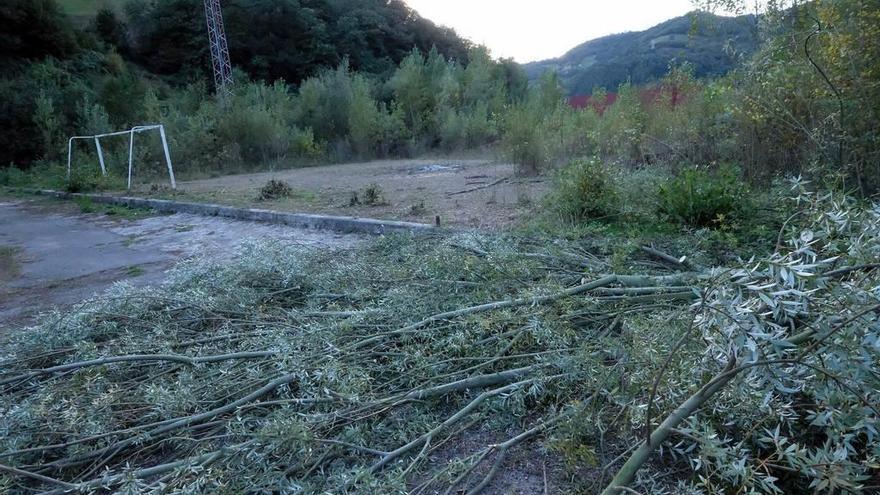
[594,82,646,163]
[695,0,880,193]
[548,158,619,222]
[294,62,387,158]
[66,165,125,193]
[658,166,745,227]
[0,49,525,179]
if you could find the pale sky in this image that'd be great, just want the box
[405,0,701,63]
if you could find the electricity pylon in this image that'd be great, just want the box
[203,0,233,96]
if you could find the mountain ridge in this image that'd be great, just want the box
[523,11,759,94]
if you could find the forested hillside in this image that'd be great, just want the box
[61,0,471,82]
[1,0,501,167]
[524,11,759,94]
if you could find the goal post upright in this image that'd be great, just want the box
[67,124,176,191]
[127,128,136,190]
[94,137,107,176]
[158,125,177,189]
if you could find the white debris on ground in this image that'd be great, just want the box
[102,212,361,259]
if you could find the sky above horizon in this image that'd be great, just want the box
[405,0,701,63]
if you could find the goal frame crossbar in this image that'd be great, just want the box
[67,124,176,190]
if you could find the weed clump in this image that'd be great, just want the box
[357,183,388,206]
[0,166,27,187]
[257,179,293,201]
[74,196,96,213]
[409,200,426,215]
[548,158,619,222]
[66,167,123,193]
[0,245,21,282]
[658,166,745,228]
[74,196,151,219]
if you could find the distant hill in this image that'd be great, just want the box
[523,11,759,94]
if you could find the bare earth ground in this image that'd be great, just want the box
[0,197,359,331]
[140,158,549,229]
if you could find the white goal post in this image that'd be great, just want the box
[67,124,176,190]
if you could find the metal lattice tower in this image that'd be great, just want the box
[204,0,233,96]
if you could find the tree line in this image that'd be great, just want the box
[1,0,878,199]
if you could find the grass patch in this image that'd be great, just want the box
[125,265,145,277]
[142,186,320,212]
[103,204,151,219]
[74,196,97,214]
[524,161,787,266]
[0,245,22,282]
[1,162,126,193]
[74,196,154,220]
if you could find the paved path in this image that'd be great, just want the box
[0,199,359,330]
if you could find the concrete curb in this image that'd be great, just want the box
[21,189,438,235]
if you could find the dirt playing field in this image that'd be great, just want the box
[0,197,359,331]
[1,158,548,332]
[141,158,549,229]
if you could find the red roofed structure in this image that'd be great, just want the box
[568,93,618,114]
[568,83,690,114]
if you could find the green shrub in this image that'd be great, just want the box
[74,196,96,213]
[0,161,68,190]
[503,105,549,175]
[348,75,382,157]
[348,185,388,206]
[615,165,670,221]
[502,73,590,175]
[66,166,123,193]
[290,127,323,159]
[658,166,745,227]
[462,102,496,147]
[0,166,28,187]
[549,158,619,222]
[362,183,388,206]
[215,82,295,164]
[438,108,465,151]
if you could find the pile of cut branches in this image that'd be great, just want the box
[1,184,878,494]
